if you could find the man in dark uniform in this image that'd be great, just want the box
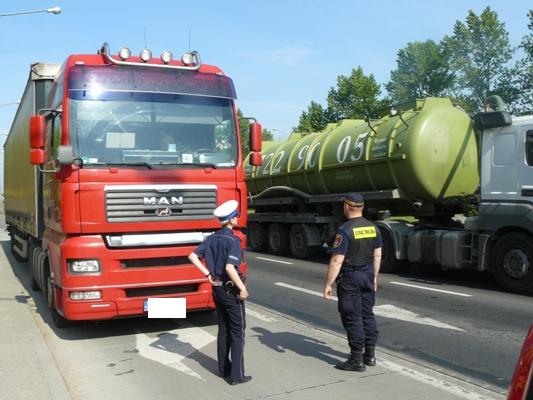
[323,192,382,372]
[188,200,252,385]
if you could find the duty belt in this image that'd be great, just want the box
[341,264,370,272]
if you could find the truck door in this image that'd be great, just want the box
[519,127,533,201]
[482,127,520,202]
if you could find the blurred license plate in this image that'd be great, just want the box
[145,298,186,318]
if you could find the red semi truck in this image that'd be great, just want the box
[4,43,262,326]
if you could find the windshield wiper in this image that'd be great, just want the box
[97,162,153,169]
[177,162,217,169]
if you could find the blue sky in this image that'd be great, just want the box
[0,1,531,188]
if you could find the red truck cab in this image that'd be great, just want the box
[20,43,262,326]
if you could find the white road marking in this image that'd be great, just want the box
[375,304,465,332]
[256,256,294,265]
[380,359,499,400]
[135,324,215,380]
[274,282,465,332]
[246,308,278,322]
[389,281,472,297]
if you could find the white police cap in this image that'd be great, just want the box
[213,200,240,222]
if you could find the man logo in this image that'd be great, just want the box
[156,207,171,217]
[144,196,184,205]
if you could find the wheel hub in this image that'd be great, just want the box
[503,248,530,279]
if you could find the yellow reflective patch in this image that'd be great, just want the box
[352,226,377,239]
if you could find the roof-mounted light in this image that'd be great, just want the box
[181,52,194,65]
[140,48,152,63]
[160,50,173,64]
[118,47,131,61]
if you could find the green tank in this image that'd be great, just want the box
[245,98,478,210]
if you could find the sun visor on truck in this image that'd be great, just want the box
[67,65,236,99]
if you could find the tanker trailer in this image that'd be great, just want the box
[245,97,533,294]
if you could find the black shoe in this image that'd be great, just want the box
[363,346,376,367]
[226,375,252,385]
[335,353,366,372]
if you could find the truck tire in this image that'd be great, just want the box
[492,233,533,294]
[267,223,289,255]
[44,261,70,328]
[289,224,318,259]
[248,223,267,252]
[30,247,41,291]
[379,228,408,274]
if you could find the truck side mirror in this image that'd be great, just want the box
[250,152,262,166]
[250,122,262,152]
[56,145,75,165]
[29,115,46,149]
[30,149,46,165]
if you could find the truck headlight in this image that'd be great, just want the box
[69,259,101,274]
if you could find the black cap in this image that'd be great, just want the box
[343,192,364,207]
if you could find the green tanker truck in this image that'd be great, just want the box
[244,97,533,294]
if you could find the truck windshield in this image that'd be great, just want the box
[69,93,237,167]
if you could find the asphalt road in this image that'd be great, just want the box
[245,250,533,393]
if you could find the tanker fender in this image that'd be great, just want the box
[375,220,412,261]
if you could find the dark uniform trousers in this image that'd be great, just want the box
[213,285,246,381]
[336,265,378,353]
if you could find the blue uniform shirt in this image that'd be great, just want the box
[193,227,242,280]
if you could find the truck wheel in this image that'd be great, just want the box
[289,224,318,259]
[44,263,70,328]
[30,248,41,291]
[249,223,267,252]
[492,233,533,294]
[267,223,289,255]
[379,228,408,273]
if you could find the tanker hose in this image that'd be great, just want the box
[249,186,312,204]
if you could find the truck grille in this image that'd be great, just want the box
[105,185,217,223]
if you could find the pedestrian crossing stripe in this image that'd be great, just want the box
[352,226,377,239]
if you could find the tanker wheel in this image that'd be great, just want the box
[379,227,408,274]
[44,261,70,328]
[289,224,318,259]
[248,223,267,252]
[492,233,533,294]
[267,223,289,255]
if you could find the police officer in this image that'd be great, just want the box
[323,192,382,372]
[188,200,252,385]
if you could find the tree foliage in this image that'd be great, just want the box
[295,101,329,133]
[512,10,533,114]
[326,67,382,120]
[386,40,454,103]
[237,109,273,157]
[442,7,513,112]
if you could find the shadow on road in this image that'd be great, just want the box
[251,326,346,366]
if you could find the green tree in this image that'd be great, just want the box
[386,40,454,103]
[442,7,514,112]
[326,67,382,120]
[295,101,329,132]
[513,10,533,114]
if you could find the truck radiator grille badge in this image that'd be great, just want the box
[105,187,216,223]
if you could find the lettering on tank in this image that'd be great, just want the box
[306,142,321,168]
[336,132,369,163]
[295,145,310,170]
[261,152,275,175]
[371,137,388,158]
[352,226,377,239]
[271,150,286,174]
